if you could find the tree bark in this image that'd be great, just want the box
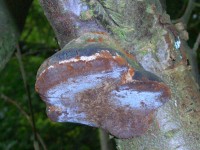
[99,129,113,150]
[0,0,32,71]
[113,0,200,149]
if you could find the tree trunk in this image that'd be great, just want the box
[38,0,200,149]
[0,0,32,71]
[99,129,115,150]
[114,0,200,149]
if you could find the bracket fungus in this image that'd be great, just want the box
[35,33,171,139]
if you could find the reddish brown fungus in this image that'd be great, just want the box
[35,42,170,139]
[37,0,171,139]
[86,38,97,43]
[98,37,103,43]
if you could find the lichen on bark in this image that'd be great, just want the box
[113,0,200,149]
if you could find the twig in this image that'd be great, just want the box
[16,44,28,87]
[182,0,195,26]
[172,0,196,27]
[193,33,200,52]
[36,133,47,150]
[1,94,47,150]
[1,94,32,125]
[22,28,33,42]
[15,44,38,149]
[194,2,200,7]
[99,129,110,150]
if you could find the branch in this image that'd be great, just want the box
[39,0,80,48]
[99,129,110,150]
[194,2,200,7]
[182,0,195,26]
[15,45,39,149]
[193,33,200,52]
[173,0,196,27]
[1,94,31,124]
[16,45,28,88]
[0,94,47,150]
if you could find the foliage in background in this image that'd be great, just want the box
[0,52,100,150]
[20,0,56,48]
[0,0,100,150]
[0,0,199,149]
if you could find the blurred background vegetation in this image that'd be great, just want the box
[0,0,199,149]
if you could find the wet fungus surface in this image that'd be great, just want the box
[35,42,170,139]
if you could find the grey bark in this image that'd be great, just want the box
[180,0,195,27]
[0,0,19,71]
[0,0,32,71]
[99,129,113,150]
[114,0,200,149]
